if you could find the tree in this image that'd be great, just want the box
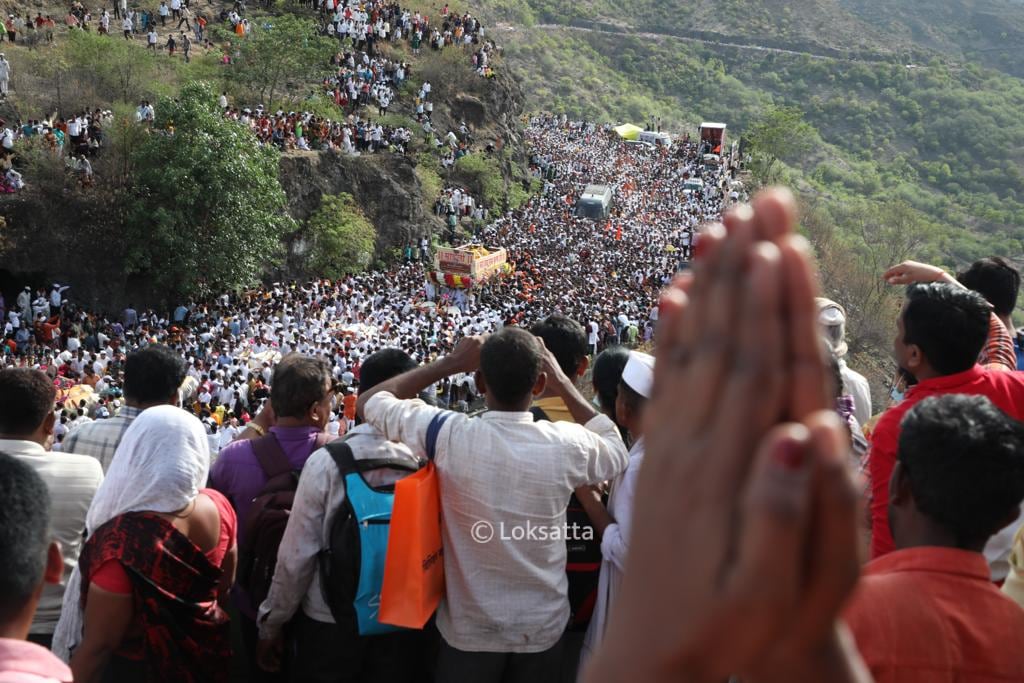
[801,196,939,407]
[126,81,295,297]
[746,105,816,187]
[306,193,377,279]
[229,15,335,107]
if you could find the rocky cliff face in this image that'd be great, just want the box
[277,65,528,270]
[278,149,441,263]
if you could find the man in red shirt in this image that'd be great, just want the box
[846,394,1024,681]
[867,281,1024,557]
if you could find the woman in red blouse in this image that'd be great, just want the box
[54,405,236,683]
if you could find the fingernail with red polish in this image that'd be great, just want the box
[774,438,805,470]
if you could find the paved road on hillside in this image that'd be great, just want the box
[494,22,903,64]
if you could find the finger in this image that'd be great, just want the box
[722,423,814,665]
[683,217,754,428]
[722,202,754,236]
[780,235,830,420]
[708,241,785,497]
[677,222,725,354]
[785,411,861,650]
[751,187,797,242]
[664,222,723,405]
[652,274,692,397]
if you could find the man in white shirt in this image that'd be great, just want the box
[357,328,628,682]
[816,298,872,425]
[0,368,103,648]
[0,54,11,99]
[578,351,652,666]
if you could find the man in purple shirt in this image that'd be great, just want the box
[209,353,335,681]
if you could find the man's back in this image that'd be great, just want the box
[846,547,1024,682]
[210,426,330,544]
[365,392,628,654]
[869,366,1024,556]
[436,412,624,652]
[2,440,103,638]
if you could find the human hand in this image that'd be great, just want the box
[256,634,284,673]
[883,260,954,287]
[445,335,486,374]
[585,189,863,683]
[573,483,603,503]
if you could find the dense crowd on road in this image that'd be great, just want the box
[0,117,725,434]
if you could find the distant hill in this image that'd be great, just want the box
[840,0,1024,75]
[486,0,1024,72]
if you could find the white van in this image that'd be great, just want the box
[638,130,672,148]
[576,184,613,220]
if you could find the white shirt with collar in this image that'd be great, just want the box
[257,423,419,639]
[363,392,628,654]
[0,438,103,636]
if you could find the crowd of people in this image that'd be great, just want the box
[0,117,721,443]
[2,110,1024,683]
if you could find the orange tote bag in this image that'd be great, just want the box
[379,412,451,628]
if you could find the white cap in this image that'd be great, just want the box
[815,297,848,357]
[622,351,655,399]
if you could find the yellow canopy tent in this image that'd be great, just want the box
[613,123,643,140]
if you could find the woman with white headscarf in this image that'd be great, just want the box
[53,405,237,683]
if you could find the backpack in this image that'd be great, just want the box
[318,439,421,635]
[530,406,604,631]
[237,432,327,611]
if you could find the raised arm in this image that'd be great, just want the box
[356,335,485,419]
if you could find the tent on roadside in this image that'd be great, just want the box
[613,123,643,140]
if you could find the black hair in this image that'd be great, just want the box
[957,257,1020,317]
[592,345,630,418]
[898,394,1024,547]
[0,369,56,437]
[902,283,990,376]
[123,344,187,405]
[479,327,542,406]
[359,348,418,394]
[270,353,332,418]
[530,314,588,379]
[0,452,51,623]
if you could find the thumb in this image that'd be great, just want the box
[724,423,814,660]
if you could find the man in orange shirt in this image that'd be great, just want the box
[342,388,357,432]
[866,277,1024,558]
[845,394,1024,682]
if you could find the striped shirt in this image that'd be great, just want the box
[1,439,103,636]
[980,312,1017,372]
[63,405,142,473]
